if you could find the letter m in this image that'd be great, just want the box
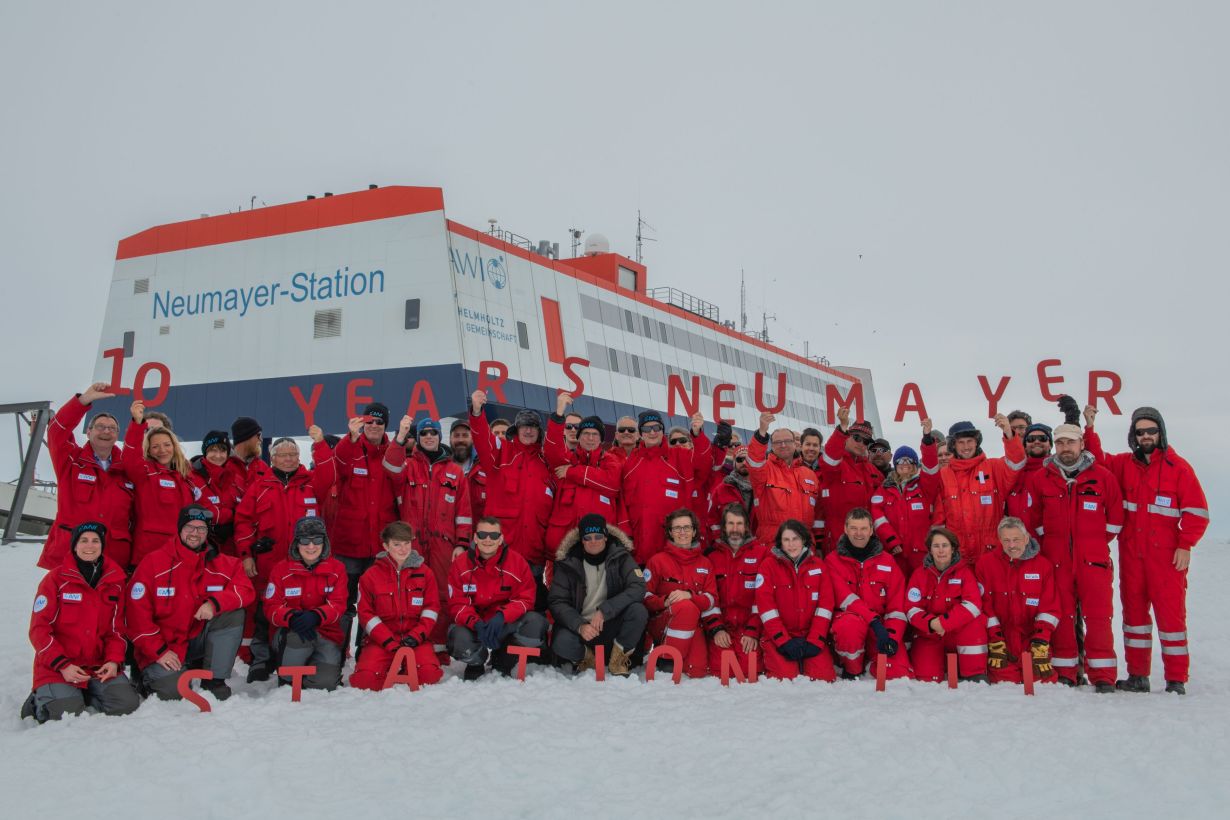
[825,381,864,425]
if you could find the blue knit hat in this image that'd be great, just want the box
[893,446,919,466]
[416,418,442,435]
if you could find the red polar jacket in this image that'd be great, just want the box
[264,549,349,647]
[643,541,722,629]
[704,537,771,637]
[818,428,884,552]
[1005,455,1048,521]
[705,477,752,543]
[447,543,536,629]
[29,552,128,690]
[358,550,440,648]
[470,411,555,567]
[124,538,256,668]
[225,454,272,498]
[233,445,336,579]
[975,539,1060,658]
[463,458,489,521]
[1084,429,1210,557]
[330,433,400,559]
[746,432,822,546]
[618,432,715,565]
[929,434,1027,568]
[870,442,940,577]
[40,397,135,570]
[119,421,197,568]
[383,445,474,554]
[826,536,909,641]
[1023,452,1124,567]
[753,547,834,647]
[543,416,622,555]
[188,456,243,554]
[904,554,983,635]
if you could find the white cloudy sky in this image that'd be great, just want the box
[2,1,1226,537]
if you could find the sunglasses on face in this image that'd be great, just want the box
[616,427,637,434]
[895,459,917,467]
[475,531,501,540]
[297,536,324,545]
[641,424,663,433]
[734,456,746,464]
[582,534,606,542]
[851,435,873,446]
[868,446,889,454]
[669,438,689,445]
[418,430,439,437]
[1024,435,1050,443]
[564,424,579,430]
[1134,427,1160,437]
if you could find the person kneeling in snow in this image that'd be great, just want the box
[447,517,548,679]
[548,513,647,676]
[905,527,989,682]
[644,508,723,678]
[126,505,254,701]
[348,522,444,689]
[265,517,349,690]
[24,522,141,722]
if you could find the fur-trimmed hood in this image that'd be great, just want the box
[555,523,634,562]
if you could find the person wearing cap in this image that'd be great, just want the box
[383,415,472,654]
[608,415,640,464]
[905,526,988,682]
[617,409,725,565]
[447,516,547,679]
[39,382,136,572]
[975,517,1060,685]
[226,415,271,489]
[926,413,1025,570]
[120,400,197,568]
[871,419,941,577]
[468,390,555,605]
[746,410,822,547]
[826,508,911,680]
[125,504,255,700]
[818,405,885,556]
[703,503,770,674]
[705,445,753,543]
[1021,423,1123,691]
[189,430,242,555]
[450,417,489,521]
[350,521,444,689]
[754,519,836,681]
[264,516,349,690]
[1081,406,1208,695]
[543,392,622,557]
[868,438,893,479]
[1005,421,1053,521]
[549,513,647,676]
[24,522,141,722]
[331,402,401,650]
[233,429,337,680]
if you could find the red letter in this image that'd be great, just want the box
[406,380,440,420]
[875,653,887,692]
[133,362,171,406]
[1087,370,1123,415]
[177,669,213,712]
[477,360,508,403]
[1036,358,1064,402]
[1022,653,1035,696]
[101,348,131,396]
[346,378,374,419]
[712,383,736,425]
[562,356,590,399]
[977,375,1011,418]
[506,645,541,681]
[718,649,759,685]
[645,646,683,684]
[754,372,787,414]
[381,647,421,691]
[278,665,316,702]
[947,653,958,689]
[893,382,929,423]
[289,384,323,429]
[825,382,865,425]
[594,643,605,682]
[667,374,700,418]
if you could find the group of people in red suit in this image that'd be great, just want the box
[23,381,1209,721]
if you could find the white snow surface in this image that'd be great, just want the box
[2,541,1227,820]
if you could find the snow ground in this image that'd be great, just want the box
[1,541,1227,820]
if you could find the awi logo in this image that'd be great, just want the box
[486,257,508,289]
[450,249,509,291]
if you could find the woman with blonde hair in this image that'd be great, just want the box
[120,400,195,568]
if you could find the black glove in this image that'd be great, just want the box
[1058,395,1080,426]
[252,536,276,556]
[713,422,733,449]
[778,637,807,661]
[211,522,235,543]
[400,634,420,648]
[288,610,321,642]
[869,618,898,657]
[478,613,506,650]
[800,641,823,659]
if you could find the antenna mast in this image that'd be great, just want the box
[740,269,748,333]
[635,210,657,263]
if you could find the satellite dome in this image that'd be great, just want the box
[583,234,610,255]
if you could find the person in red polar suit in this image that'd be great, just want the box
[905,526,988,682]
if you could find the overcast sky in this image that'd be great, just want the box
[2,1,1226,538]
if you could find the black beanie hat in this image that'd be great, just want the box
[71,521,107,551]
[364,402,390,426]
[579,513,607,537]
[177,504,214,532]
[231,416,261,445]
[578,416,605,436]
[201,430,232,454]
[637,410,663,429]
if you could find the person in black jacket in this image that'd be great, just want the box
[548,513,647,676]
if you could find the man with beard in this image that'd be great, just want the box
[703,504,769,674]
[1022,424,1123,691]
[450,419,489,521]
[818,406,884,555]
[868,438,893,479]
[1083,407,1209,695]
[1005,422,1052,520]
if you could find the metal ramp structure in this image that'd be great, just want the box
[0,401,53,545]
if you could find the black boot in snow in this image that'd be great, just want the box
[1094,682,1116,694]
[19,691,36,720]
[1165,681,1186,695]
[201,679,233,701]
[1115,675,1150,693]
[491,649,519,677]
[246,662,271,683]
[462,664,486,681]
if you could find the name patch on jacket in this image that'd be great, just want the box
[159,479,177,488]
[871,495,884,504]
[284,587,301,597]
[62,592,83,602]
[156,586,175,597]
[1024,573,1040,580]
[948,578,963,584]
[979,495,993,505]
[206,585,224,593]
[411,597,424,605]
[1026,597,1040,606]
[462,584,477,593]
[305,498,317,504]
[808,568,823,576]
[665,490,679,499]
[354,467,369,476]
[599,495,612,505]
[444,494,455,504]
[696,567,709,574]
[1155,495,1172,507]
[911,502,925,511]
[877,564,893,572]
[77,472,97,483]
[1083,501,1098,511]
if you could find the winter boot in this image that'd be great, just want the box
[1165,681,1186,695]
[608,643,634,677]
[19,691,36,720]
[576,647,596,674]
[201,679,232,701]
[462,664,486,681]
[1116,675,1150,693]
[960,674,990,684]
[1094,682,1116,694]
[491,649,519,677]
[840,670,861,681]
[246,661,271,683]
